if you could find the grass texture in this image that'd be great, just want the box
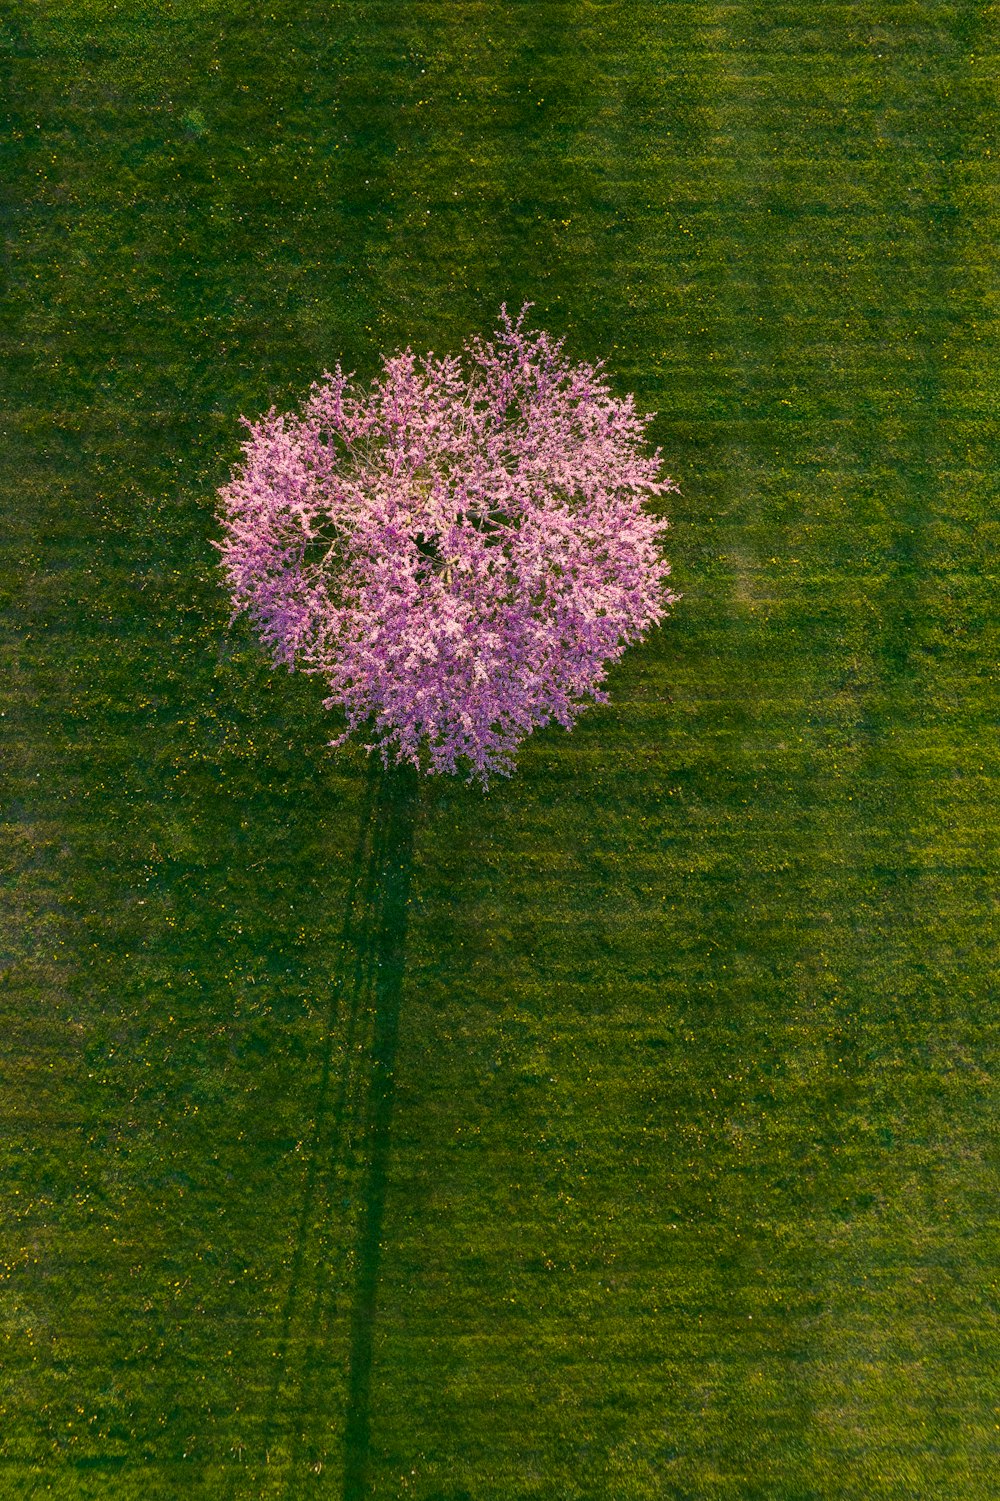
[2,2,998,1497]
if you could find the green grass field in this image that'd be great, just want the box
[2,2,999,1496]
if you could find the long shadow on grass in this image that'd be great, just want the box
[247,760,418,1495]
[339,762,419,1500]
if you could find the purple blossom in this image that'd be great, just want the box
[215,304,678,785]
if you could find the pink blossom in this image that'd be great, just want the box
[215,305,678,785]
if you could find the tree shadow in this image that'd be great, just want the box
[339,763,420,1501]
[240,758,419,1496]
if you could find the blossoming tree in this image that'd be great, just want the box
[216,305,678,785]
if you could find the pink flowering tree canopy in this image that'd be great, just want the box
[216,306,678,785]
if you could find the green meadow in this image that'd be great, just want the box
[2,2,998,1496]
